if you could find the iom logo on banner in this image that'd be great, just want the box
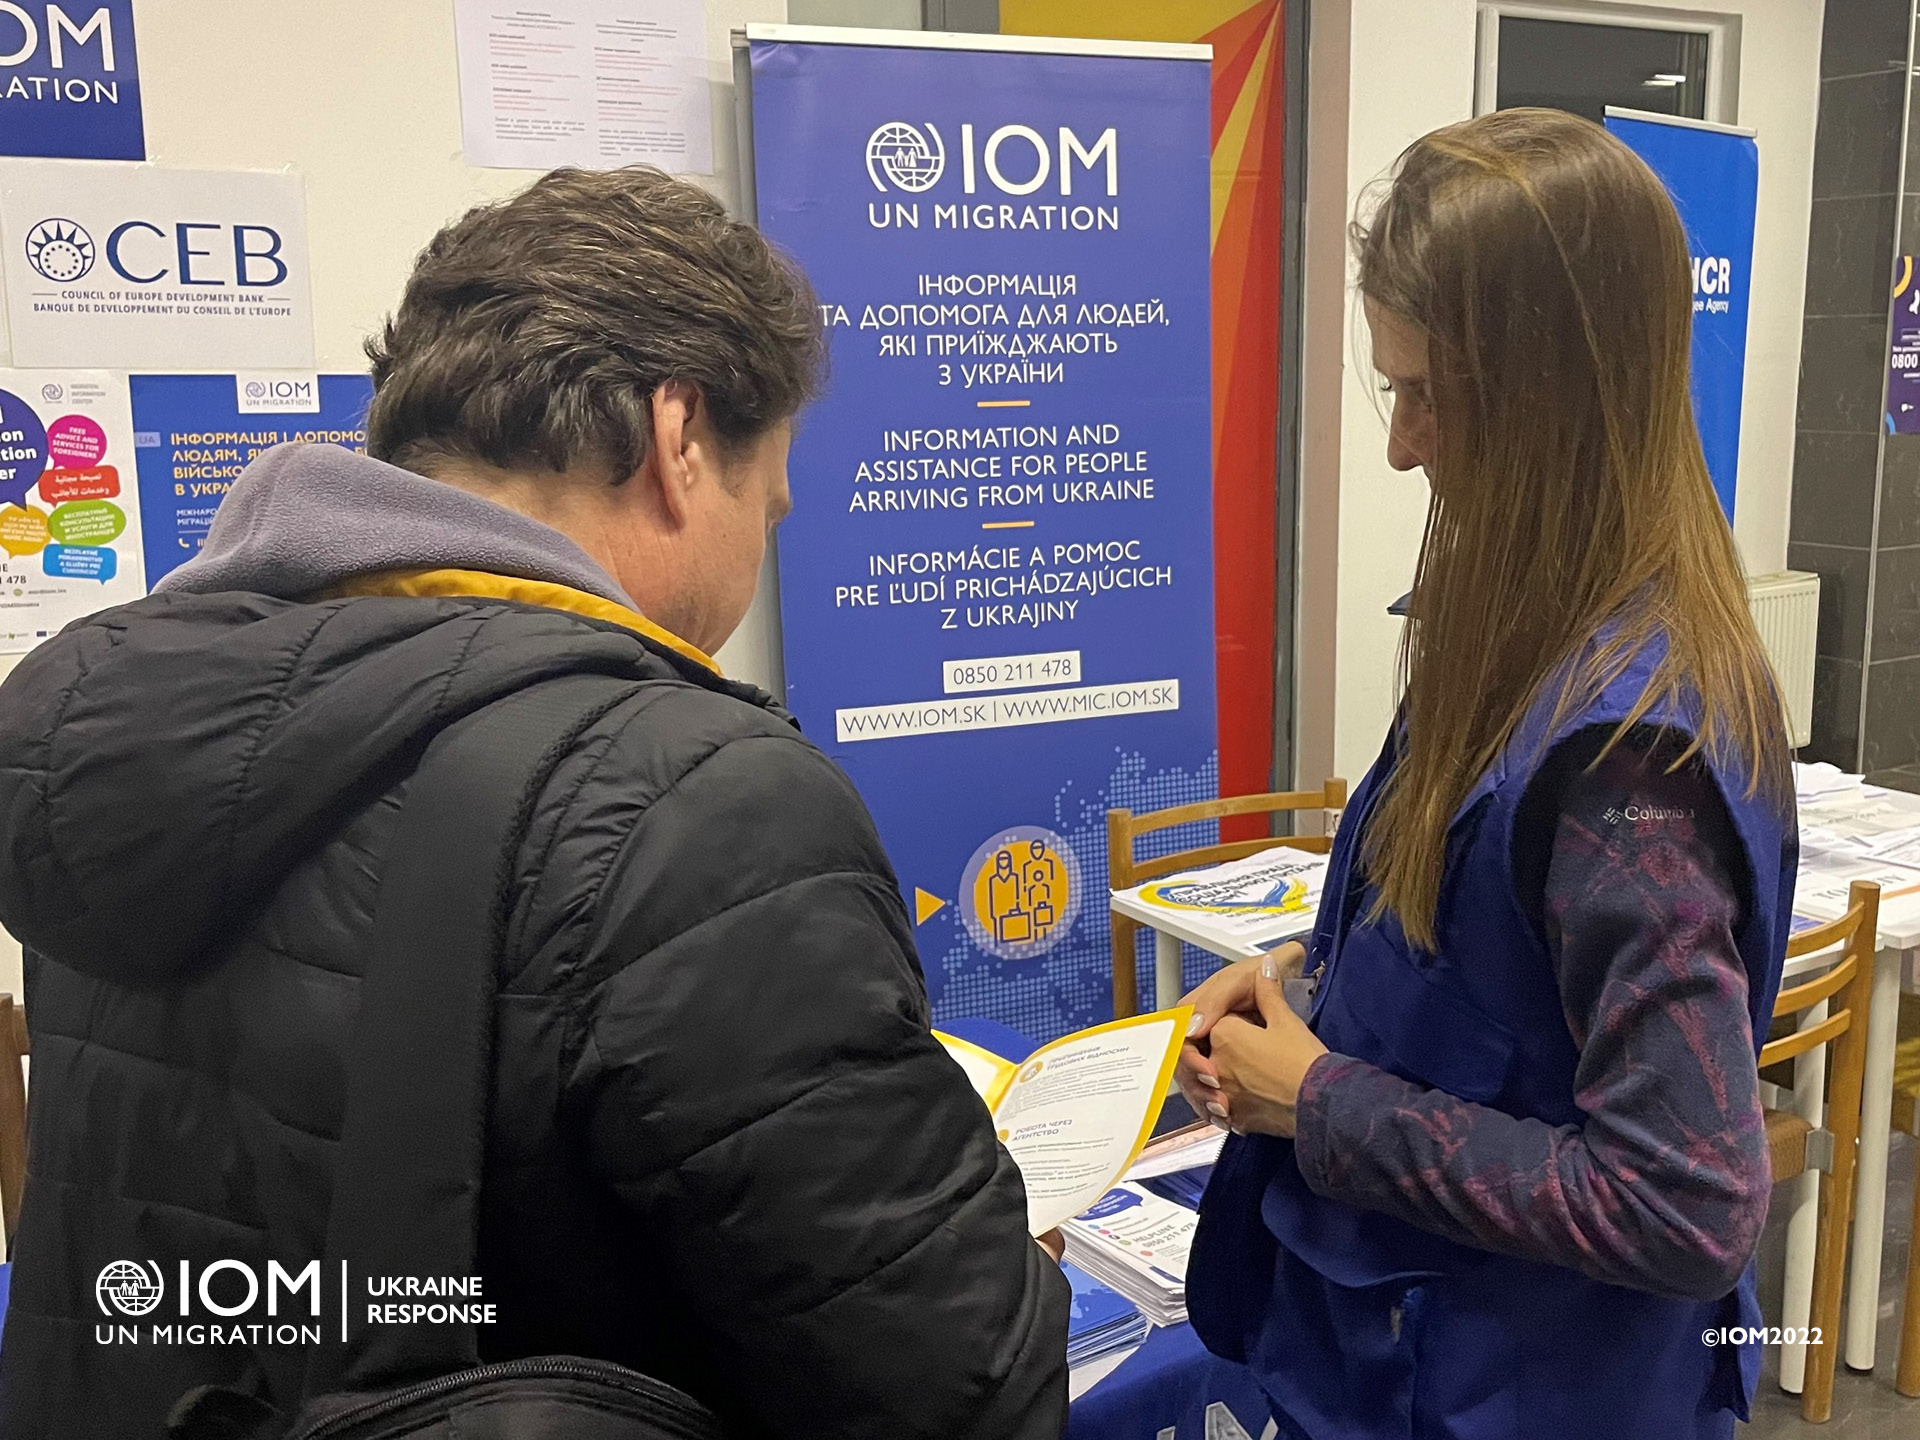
[863,118,1121,233]
[867,122,946,193]
[235,372,321,414]
[0,2,144,160]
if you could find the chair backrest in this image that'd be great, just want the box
[1105,778,1346,1018]
[0,992,28,1250]
[1761,882,1878,1421]
[1765,882,1880,1075]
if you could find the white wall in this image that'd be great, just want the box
[0,0,791,1001]
[1329,0,1824,783]
[0,0,791,688]
[144,0,791,689]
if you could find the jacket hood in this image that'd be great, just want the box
[0,587,749,985]
[155,441,638,609]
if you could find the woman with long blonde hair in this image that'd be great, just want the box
[1177,109,1794,1439]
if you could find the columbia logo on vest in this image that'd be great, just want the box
[1603,804,1696,825]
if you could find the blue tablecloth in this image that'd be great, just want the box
[1070,1322,1276,1440]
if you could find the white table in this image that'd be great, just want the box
[1109,886,1275,1014]
[1789,782,1920,1379]
[1110,808,1920,1384]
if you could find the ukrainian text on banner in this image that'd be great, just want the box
[748,27,1217,1038]
[129,373,372,586]
[1605,108,1757,522]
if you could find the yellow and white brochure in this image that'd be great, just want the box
[934,1007,1192,1236]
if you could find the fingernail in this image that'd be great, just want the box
[1261,957,1278,982]
[1205,1102,1229,1119]
[1186,1013,1205,1037]
[1196,1072,1221,1089]
[1210,1116,1231,1132]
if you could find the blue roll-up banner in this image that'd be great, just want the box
[0,0,144,160]
[748,29,1217,1038]
[1605,109,1758,522]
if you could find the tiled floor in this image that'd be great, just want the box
[1745,1133,1916,1436]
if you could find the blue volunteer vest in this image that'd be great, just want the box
[1188,635,1795,1440]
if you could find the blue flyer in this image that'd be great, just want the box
[129,373,372,587]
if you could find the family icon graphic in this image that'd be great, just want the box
[961,825,1083,960]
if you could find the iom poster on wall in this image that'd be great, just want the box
[1605,108,1757,522]
[747,26,1217,1038]
[130,372,373,586]
[0,1,143,160]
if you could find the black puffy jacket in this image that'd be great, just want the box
[0,587,1068,1439]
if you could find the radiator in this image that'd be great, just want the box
[1746,571,1819,749]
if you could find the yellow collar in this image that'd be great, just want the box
[326,568,718,673]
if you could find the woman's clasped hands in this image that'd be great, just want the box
[1176,940,1330,1139]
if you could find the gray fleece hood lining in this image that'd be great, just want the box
[155,442,640,609]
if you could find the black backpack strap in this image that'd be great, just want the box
[303,674,630,1399]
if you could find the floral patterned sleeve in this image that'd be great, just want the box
[1289,731,1773,1302]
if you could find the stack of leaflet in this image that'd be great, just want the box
[1787,762,1920,925]
[1128,1122,1224,1211]
[1062,1261,1149,1368]
[1794,761,1920,860]
[1112,849,1330,957]
[1063,1183,1198,1327]
[1795,761,1863,804]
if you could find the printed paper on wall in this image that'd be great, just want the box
[0,367,145,651]
[0,160,315,368]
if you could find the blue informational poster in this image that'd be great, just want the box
[0,1,144,160]
[1606,110,1758,521]
[129,373,372,587]
[750,31,1217,1038]
[1889,255,1920,433]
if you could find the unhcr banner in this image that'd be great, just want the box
[1607,108,1759,521]
[746,26,1217,1036]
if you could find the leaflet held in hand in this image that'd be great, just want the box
[934,1007,1190,1236]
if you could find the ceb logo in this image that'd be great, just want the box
[26,215,290,288]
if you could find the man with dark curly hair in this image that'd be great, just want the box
[0,167,1069,1440]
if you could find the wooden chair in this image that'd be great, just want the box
[1764,881,1879,1423]
[1106,778,1346,1019]
[1891,990,1920,1398]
